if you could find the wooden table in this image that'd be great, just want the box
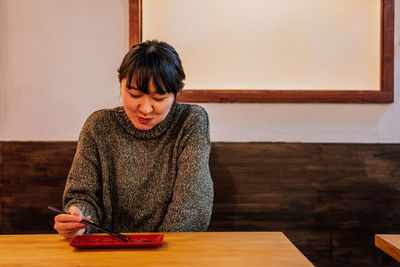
[0,232,313,266]
[375,234,400,262]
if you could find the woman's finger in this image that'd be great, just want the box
[59,231,77,239]
[68,206,83,217]
[55,214,83,223]
[54,222,87,231]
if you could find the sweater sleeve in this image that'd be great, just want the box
[63,113,103,230]
[158,106,214,232]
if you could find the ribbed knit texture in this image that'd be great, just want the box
[63,103,213,233]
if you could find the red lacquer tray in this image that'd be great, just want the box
[70,234,164,249]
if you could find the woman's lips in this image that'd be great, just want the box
[138,116,152,124]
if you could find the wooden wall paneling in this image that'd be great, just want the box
[0,142,76,234]
[208,142,400,266]
[1,141,400,266]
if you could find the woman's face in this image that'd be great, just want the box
[120,78,175,130]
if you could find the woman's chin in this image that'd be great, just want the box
[133,123,153,131]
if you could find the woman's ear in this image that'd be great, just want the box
[176,83,185,97]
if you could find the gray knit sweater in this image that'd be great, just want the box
[63,103,213,233]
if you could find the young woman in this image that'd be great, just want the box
[54,40,213,238]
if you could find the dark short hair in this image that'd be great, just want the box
[118,40,185,96]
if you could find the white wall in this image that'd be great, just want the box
[143,0,381,91]
[0,0,127,140]
[0,0,399,143]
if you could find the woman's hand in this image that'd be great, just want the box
[54,206,91,239]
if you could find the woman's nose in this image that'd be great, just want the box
[138,98,153,114]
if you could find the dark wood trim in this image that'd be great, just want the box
[129,0,394,103]
[128,0,142,49]
[381,0,395,95]
[176,89,394,103]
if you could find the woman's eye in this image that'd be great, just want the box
[154,98,165,102]
[129,94,141,98]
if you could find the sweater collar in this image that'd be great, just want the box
[114,103,178,139]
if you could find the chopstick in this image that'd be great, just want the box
[48,206,130,242]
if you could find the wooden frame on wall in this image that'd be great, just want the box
[129,0,394,103]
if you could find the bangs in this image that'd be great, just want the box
[125,55,176,95]
[118,40,185,96]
